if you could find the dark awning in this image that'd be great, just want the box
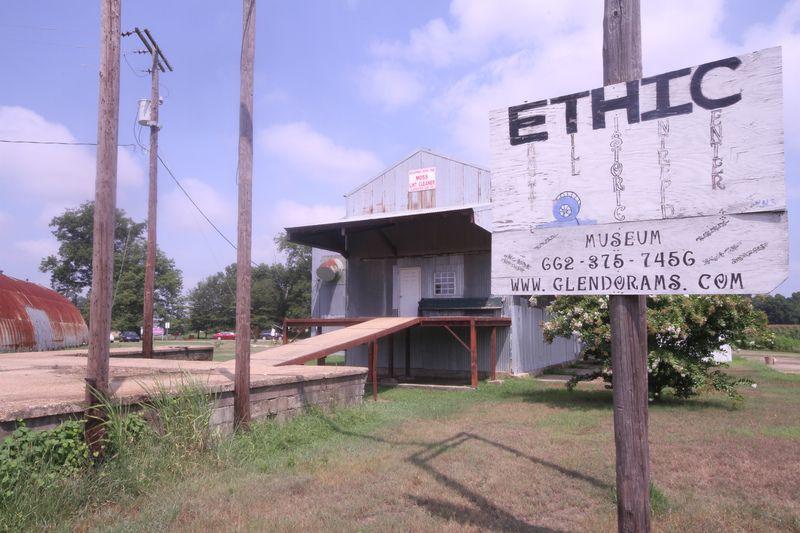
[285,204,491,258]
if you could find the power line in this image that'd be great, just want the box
[156,152,251,262]
[0,139,137,147]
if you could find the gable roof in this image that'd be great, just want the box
[345,148,490,197]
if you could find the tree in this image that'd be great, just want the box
[543,295,771,401]
[186,232,312,335]
[751,293,800,324]
[274,232,311,319]
[40,202,184,330]
[186,265,237,333]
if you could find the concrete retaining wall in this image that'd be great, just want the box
[1,371,367,439]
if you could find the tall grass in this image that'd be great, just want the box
[0,376,215,531]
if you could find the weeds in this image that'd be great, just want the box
[0,376,215,531]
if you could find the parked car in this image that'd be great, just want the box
[119,330,141,342]
[259,326,283,341]
[212,331,236,340]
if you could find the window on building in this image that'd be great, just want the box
[433,271,456,296]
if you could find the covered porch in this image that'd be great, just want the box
[285,203,514,383]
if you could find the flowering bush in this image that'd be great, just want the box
[543,295,772,401]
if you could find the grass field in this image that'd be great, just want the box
[7,356,800,531]
[768,325,800,353]
[107,339,279,361]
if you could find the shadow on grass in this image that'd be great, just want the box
[476,380,738,413]
[320,412,609,532]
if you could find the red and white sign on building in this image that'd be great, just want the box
[408,167,437,192]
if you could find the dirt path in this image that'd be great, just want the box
[736,349,800,374]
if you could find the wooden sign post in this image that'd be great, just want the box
[488,1,787,530]
[604,3,650,531]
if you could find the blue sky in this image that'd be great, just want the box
[1,0,798,294]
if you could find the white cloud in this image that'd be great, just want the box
[161,177,235,232]
[740,0,800,151]
[14,238,57,258]
[253,199,344,264]
[372,0,596,67]
[273,199,344,228]
[259,122,382,185]
[359,62,425,109]
[381,0,799,162]
[0,106,144,205]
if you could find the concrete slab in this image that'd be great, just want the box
[0,350,367,422]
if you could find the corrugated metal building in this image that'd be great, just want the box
[287,149,579,377]
[0,273,89,352]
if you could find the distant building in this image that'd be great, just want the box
[0,273,88,352]
[287,149,579,378]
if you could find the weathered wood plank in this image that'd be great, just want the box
[490,47,784,234]
[492,211,788,295]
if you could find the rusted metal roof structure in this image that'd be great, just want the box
[0,273,88,352]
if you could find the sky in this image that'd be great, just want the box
[0,0,798,294]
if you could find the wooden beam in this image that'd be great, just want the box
[469,319,477,389]
[442,325,471,352]
[388,334,395,378]
[404,328,411,378]
[604,1,651,531]
[490,326,497,381]
[141,48,159,359]
[234,0,256,430]
[369,340,378,401]
[316,326,325,365]
[86,0,121,455]
[378,228,398,256]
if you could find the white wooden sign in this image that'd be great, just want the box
[494,211,787,295]
[490,47,787,295]
[409,167,436,192]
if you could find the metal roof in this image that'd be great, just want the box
[344,148,490,198]
[0,274,88,352]
[285,203,492,257]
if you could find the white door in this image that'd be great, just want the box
[398,267,421,316]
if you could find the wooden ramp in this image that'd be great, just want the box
[251,317,421,367]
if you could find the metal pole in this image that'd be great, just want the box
[141,51,159,358]
[234,0,256,429]
[86,0,121,453]
[603,1,651,531]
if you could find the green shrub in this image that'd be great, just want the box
[544,295,765,401]
[0,420,89,499]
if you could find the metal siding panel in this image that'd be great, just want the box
[345,151,490,217]
[311,249,347,318]
[510,299,580,373]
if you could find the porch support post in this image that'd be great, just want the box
[388,334,395,378]
[404,328,411,378]
[370,339,378,400]
[490,326,497,381]
[316,326,325,365]
[470,318,478,389]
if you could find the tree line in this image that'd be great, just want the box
[40,202,311,335]
[751,293,800,324]
[185,235,311,334]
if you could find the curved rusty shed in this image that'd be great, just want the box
[0,274,88,352]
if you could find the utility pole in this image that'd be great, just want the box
[603,1,651,531]
[234,0,256,429]
[127,27,173,358]
[86,0,121,452]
